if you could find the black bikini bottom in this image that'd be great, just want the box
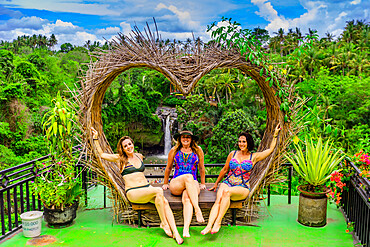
[126,184,150,193]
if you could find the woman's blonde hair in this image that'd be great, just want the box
[174,135,201,157]
[117,136,134,172]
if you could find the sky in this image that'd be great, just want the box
[0,0,368,48]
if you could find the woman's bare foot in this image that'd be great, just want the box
[210,222,221,234]
[195,210,204,223]
[183,228,190,238]
[174,234,184,245]
[200,226,212,235]
[160,222,173,238]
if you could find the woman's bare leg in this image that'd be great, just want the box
[211,184,250,234]
[127,187,183,244]
[162,197,183,244]
[182,190,193,237]
[211,189,231,234]
[201,185,225,235]
[170,174,204,222]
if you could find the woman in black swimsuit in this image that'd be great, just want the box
[91,127,183,245]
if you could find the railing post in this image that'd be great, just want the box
[0,192,5,235]
[82,168,88,207]
[288,166,292,204]
[267,185,271,206]
[104,186,106,208]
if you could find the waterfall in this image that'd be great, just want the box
[164,115,171,155]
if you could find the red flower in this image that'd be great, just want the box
[346,229,349,233]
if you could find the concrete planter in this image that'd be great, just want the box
[44,201,78,227]
[297,185,329,227]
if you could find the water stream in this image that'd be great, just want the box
[164,115,171,156]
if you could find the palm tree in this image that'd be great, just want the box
[217,70,235,103]
[273,28,285,57]
[302,46,322,77]
[48,34,58,49]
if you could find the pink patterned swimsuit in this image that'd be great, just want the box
[223,151,253,190]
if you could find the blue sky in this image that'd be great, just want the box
[0,0,368,48]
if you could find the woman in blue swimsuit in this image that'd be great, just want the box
[201,124,281,235]
[91,127,183,244]
[162,130,206,238]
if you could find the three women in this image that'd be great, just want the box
[92,124,281,238]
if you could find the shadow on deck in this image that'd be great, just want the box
[1,185,354,247]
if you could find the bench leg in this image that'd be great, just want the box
[232,208,237,226]
[138,210,142,228]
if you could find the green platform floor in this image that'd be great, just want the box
[2,185,355,247]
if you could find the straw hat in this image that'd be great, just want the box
[173,130,199,142]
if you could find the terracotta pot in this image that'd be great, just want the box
[297,185,330,199]
[43,201,78,227]
[297,185,329,227]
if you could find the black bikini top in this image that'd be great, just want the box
[121,155,145,176]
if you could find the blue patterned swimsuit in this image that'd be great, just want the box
[223,151,253,190]
[172,150,199,180]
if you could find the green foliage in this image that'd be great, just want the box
[31,159,83,209]
[13,135,49,156]
[42,92,77,158]
[207,109,260,162]
[102,80,162,149]
[0,49,15,78]
[32,92,82,209]
[0,144,24,170]
[0,82,24,100]
[162,96,185,107]
[285,137,345,189]
[60,43,74,53]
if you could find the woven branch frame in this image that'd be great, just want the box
[78,24,297,220]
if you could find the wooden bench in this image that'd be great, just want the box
[131,183,243,227]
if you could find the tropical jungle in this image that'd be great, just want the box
[0,19,369,197]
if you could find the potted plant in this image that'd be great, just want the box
[286,136,344,227]
[31,92,83,227]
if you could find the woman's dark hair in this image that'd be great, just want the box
[238,132,255,151]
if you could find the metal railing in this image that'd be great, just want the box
[341,162,370,247]
[0,146,96,241]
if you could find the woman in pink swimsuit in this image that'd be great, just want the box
[201,124,281,235]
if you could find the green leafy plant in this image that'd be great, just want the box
[31,92,83,210]
[285,136,345,192]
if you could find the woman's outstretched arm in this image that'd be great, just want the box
[162,148,175,190]
[208,152,233,191]
[198,147,206,190]
[252,124,281,163]
[91,127,119,163]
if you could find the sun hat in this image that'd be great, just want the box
[173,130,199,142]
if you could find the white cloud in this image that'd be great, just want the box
[252,0,368,38]
[350,0,361,5]
[96,26,121,36]
[52,19,82,34]
[155,3,200,30]
[6,16,48,30]
[119,22,132,36]
[0,18,107,49]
